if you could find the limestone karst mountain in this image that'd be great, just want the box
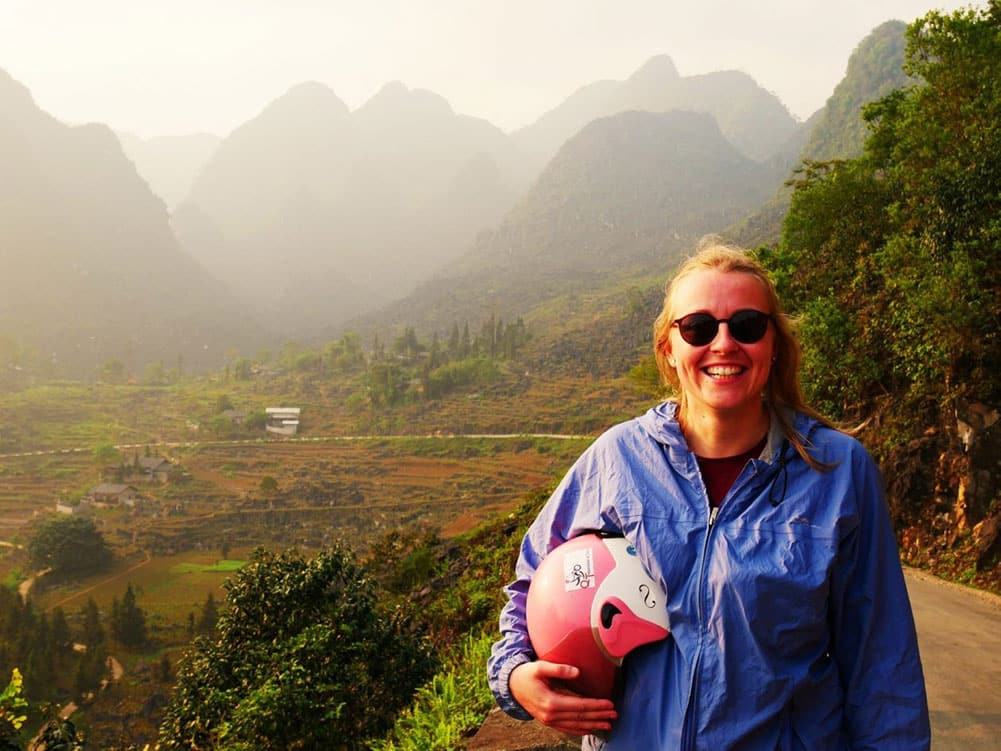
[356,109,779,339]
[729,20,912,247]
[510,54,800,181]
[171,55,802,340]
[799,20,911,162]
[172,80,520,334]
[0,68,261,376]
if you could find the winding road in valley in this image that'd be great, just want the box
[905,568,1001,749]
[0,432,591,460]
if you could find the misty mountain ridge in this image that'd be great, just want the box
[169,53,805,337]
[1,22,909,376]
[354,108,779,341]
[799,20,912,162]
[510,54,802,178]
[171,79,520,333]
[341,22,911,343]
[0,68,265,375]
[728,20,911,247]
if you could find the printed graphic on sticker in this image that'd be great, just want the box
[563,547,595,591]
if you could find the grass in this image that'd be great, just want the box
[2,569,24,590]
[171,559,246,574]
[368,631,496,751]
[30,550,253,625]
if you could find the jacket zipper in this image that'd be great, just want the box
[680,488,718,750]
[680,462,762,750]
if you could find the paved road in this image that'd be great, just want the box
[0,432,591,459]
[905,568,1001,749]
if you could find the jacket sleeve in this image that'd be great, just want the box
[487,445,611,718]
[828,445,930,750]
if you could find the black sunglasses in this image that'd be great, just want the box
[672,309,772,346]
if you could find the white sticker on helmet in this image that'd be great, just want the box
[563,547,595,591]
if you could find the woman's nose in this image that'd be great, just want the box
[709,321,739,350]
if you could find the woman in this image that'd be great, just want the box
[488,243,930,749]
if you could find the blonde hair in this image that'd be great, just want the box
[653,239,838,470]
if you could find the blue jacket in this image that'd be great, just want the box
[488,402,930,750]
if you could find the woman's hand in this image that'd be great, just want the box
[509,660,618,736]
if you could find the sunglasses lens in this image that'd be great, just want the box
[674,310,771,346]
[729,310,770,343]
[676,314,718,346]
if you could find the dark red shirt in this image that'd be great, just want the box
[696,435,768,507]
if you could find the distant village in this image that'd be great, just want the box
[53,406,301,518]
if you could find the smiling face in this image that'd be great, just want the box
[663,269,776,428]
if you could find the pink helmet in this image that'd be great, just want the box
[526,533,670,698]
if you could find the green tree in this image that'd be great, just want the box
[79,597,105,647]
[92,441,120,475]
[197,592,219,634]
[232,358,253,381]
[392,327,422,361]
[208,414,235,437]
[74,643,108,700]
[111,583,148,648]
[244,410,267,431]
[49,607,71,649]
[326,332,365,373]
[866,2,1001,406]
[158,547,435,751]
[96,358,125,384]
[765,1,1001,418]
[27,516,112,577]
[366,362,406,408]
[144,360,168,385]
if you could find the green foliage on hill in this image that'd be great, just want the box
[110,583,148,649]
[27,516,112,578]
[0,588,105,709]
[368,632,495,751]
[359,488,553,748]
[801,21,911,162]
[761,1,1001,427]
[158,546,436,751]
[729,20,913,250]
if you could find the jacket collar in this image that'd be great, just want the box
[637,400,813,467]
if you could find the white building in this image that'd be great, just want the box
[265,407,301,436]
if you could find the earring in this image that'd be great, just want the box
[668,358,676,367]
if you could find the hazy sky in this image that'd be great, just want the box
[0,0,980,139]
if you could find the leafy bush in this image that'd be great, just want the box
[0,669,27,749]
[158,546,435,750]
[424,357,499,400]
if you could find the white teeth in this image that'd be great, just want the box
[706,366,742,377]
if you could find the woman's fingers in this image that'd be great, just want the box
[509,661,617,735]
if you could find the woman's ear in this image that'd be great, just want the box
[659,339,676,368]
